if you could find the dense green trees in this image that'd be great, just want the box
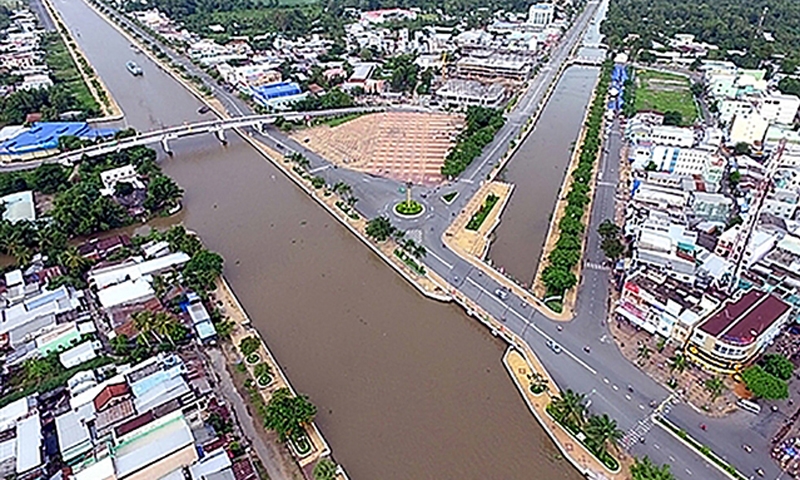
[601,0,800,66]
[540,61,613,301]
[264,387,317,443]
[313,458,337,480]
[762,353,794,381]
[365,216,396,242]
[742,365,789,400]
[630,456,675,480]
[384,55,419,93]
[294,89,354,112]
[182,249,224,293]
[779,77,800,96]
[441,106,505,178]
[144,174,184,211]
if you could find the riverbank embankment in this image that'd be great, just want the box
[40,0,122,121]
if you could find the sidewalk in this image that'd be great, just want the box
[443,181,573,321]
[505,348,631,480]
[212,277,337,477]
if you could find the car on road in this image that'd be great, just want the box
[546,340,562,354]
[494,288,509,300]
[197,105,210,114]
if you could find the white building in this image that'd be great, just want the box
[729,110,769,146]
[99,165,144,196]
[647,125,695,148]
[0,191,35,224]
[637,145,713,177]
[718,98,753,125]
[435,79,506,108]
[528,3,554,28]
[759,92,800,125]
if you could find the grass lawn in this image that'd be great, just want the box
[633,68,698,126]
[42,33,100,115]
[320,113,362,128]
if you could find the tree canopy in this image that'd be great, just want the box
[601,0,800,66]
[742,364,789,400]
[263,387,317,443]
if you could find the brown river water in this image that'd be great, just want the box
[49,0,587,477]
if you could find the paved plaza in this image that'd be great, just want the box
[293,112,463,185]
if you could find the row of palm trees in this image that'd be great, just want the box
[549,389,623,459]
[331,181,358,207]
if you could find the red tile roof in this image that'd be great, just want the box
[699,290,790,345]
[93,382,131,411]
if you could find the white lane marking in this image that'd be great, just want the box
[464,277,597,375]
[426,249,454,270]
[309,164,333,174]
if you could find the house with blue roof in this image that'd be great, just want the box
[249,81,307,111]
[0,122,117,162]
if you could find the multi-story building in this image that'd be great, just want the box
[690,192,733,223]
[527,3,554,28]
[758,92,800,125]
[729,110,769,146]
[435,79,506,108]
[615,267,722,342]
[686,290,791,373]
[456,52,531,81]
[718,98,753,125]
[632,214,698,283]
[635,145,714,178]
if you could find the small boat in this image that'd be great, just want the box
[126,60,143,76]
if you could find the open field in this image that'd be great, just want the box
[633,68,698,125]
[293,111,464,185]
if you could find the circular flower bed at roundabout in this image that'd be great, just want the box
[394,200,424,218]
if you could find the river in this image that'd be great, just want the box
[51,0,582,478]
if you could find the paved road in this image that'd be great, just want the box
[57,1,780,478]
[29,0,56,31]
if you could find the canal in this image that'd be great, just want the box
[488,0,608,285]
[51,0,581,478]
[488,65,600,285]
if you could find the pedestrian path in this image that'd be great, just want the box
[585,262,610,271]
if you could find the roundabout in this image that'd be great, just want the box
[393,199,425,219]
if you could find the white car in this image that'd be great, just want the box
[494,288,509,300]
[546,340,562,354]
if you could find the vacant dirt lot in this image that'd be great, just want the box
[293,111,464,185]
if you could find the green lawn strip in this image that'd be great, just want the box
[466,193,499,231]
[442,191,458,204]
[393,248,425,275]
[545,404,620,472]
[633,68,698,125]
[43,33,100,115]
[320,113,362,128]
[656,416,747,480]
[545,299,563,313]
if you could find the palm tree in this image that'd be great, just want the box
[152,312,178,346]
[413,244,427,259]
[585,413,624,454]
[346,196,358,207]
[669,353,688,374]
[403,238,416,252]
[551,389,587,428]
[59,246,90,275]
[704,377,726,402]
[636,344,652,365]
[132,311,155,346]
[11,244,32,267]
